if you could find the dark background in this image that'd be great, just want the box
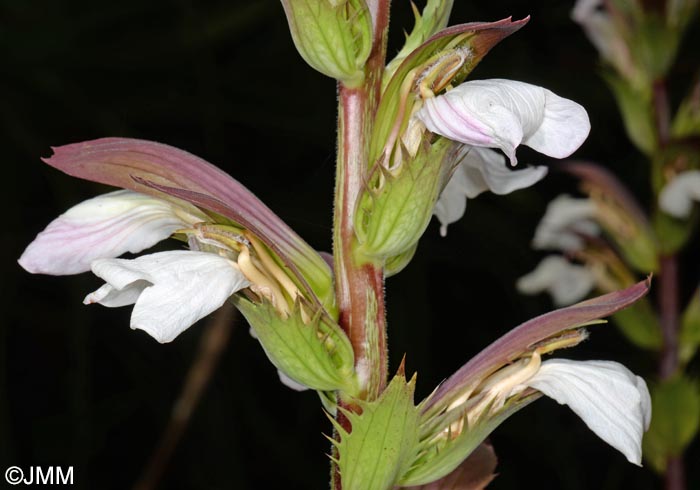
[2,1,699,488]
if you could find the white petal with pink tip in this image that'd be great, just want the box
[19,190,206,275]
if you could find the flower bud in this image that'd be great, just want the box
[280,0,372,85]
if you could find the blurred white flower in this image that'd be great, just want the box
[532,194,600,251]
[417,79,590,166]
[659,170,700,218]
[516,255,596,306]
[572,0,639,84]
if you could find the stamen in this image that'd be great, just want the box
[237,246,290,317]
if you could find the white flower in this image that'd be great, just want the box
[19,190,206,275]
[532,194,600,251]
[84,251,250,343]
[658,170,700,218]
[434,147,548,236]
[516,255,596,306]
[518,358,651,465]
[416,79,590,166]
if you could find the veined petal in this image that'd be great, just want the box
[417,79,590,165]
[19,190,204,275]
[532,194,600,251]
[84,251,250,343]
[434,147,548,235]
[521,359,651,465]
[659,170,700,218]
[516,255,596,306]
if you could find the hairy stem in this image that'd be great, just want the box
[331,1,391,488]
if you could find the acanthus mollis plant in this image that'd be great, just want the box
[19,1,655,488]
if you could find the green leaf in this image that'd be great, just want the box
[234,297,357,394]
[612,298,662,350]
[332,372,421,490]
[680,287,700,364]
[643,377,700,473]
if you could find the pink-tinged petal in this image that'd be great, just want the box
[423,279,650,412]
[85,251,250,343]
[417,80,589,165]
[18,190,202,275]
[41,138,331,303]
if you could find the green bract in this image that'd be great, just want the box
[280,0,372,85]
[329,372,420,490]
[355,138,459,262]
[234,297,357,394]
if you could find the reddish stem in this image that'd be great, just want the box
[331,2,391,488]
[658,255,679,380]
